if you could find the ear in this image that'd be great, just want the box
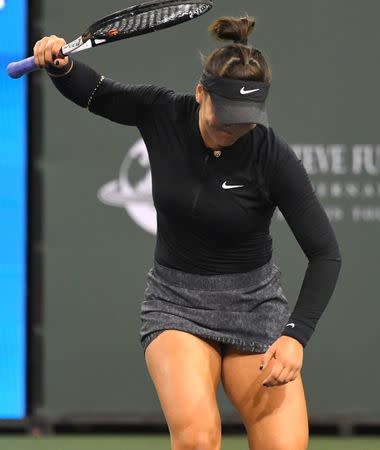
[195,83,204,104]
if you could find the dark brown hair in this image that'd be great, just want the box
[202,16,271,82]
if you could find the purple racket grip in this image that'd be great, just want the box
[7,56,39,79]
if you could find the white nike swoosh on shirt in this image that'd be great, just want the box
[222,181,244,190]
[286,323,295,328]
[240,87,260,95]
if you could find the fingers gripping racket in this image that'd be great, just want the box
[7,0,213,79]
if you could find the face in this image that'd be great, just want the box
[195,84,256,149]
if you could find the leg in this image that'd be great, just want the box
[145,330,223,450]
[221,346,309,450]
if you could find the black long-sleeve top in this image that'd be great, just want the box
[47,59,342,347]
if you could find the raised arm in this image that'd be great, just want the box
[33,35,175,126]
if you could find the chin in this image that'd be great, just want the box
[218,135,237,146]
[208,127,237,147]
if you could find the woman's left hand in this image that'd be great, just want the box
[260,335,304,387]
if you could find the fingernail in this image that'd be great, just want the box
[55,61,59,66]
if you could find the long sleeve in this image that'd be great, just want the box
[46,58,175,126]
[269,137,342,347]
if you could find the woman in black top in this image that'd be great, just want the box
[34,15,341,450]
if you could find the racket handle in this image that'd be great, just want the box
[7,56,39,79]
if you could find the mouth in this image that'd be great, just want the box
[217,127,233,136]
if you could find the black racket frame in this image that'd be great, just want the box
[81,0,213,43]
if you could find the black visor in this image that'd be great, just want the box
[199,71,270,127]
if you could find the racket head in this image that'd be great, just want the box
[82,0,213,44]
[7,0,213,78]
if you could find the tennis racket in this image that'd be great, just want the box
[7,0,213,79]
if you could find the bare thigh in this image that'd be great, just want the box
[144,330,223,450]
[221,346,309,450]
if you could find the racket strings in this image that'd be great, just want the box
[93,4,205,38]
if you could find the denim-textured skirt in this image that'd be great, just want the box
[140,259,291,354]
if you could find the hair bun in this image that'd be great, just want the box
[209,16,255,45]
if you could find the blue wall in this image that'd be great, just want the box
[0,0,27,419]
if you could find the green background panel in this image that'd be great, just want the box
[35,0,380,421]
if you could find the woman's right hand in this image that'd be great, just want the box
[33,35,70,69]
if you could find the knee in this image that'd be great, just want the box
[172,427,221,450]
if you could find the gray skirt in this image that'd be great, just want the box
[140,259,291,355]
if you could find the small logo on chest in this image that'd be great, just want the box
[222,181,245,190]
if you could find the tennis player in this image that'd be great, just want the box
[34,16,341,450]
